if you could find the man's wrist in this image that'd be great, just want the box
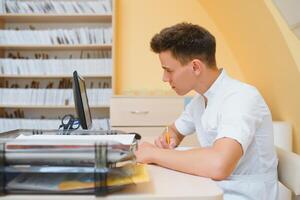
[150,148,161,164]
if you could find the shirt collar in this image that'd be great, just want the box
[203,68,227,100]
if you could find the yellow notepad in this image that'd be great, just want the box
[59,164,149,191]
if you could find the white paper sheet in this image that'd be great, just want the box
[14,134,135,145]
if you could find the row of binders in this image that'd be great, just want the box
[1,79,111,89]
[0,59,112,76]
[0,88,112,106]
[6,50,112,59]
[0,118,110,133]
[0,27,112,45]
[1,0,112,14]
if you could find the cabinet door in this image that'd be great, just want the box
[113,126,199,147]
[110,97,184,126]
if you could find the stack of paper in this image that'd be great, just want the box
[4,132,149,193]
[5,134,136,165]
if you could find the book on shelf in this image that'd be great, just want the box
[0,1,3,14]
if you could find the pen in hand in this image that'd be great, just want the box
[165,126,170,145]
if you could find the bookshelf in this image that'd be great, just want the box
[0,44,112,51]
[0,105,110,109]
[0,14,112,23]
[0,75,112,78]
[0,0,115,132]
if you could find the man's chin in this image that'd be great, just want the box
[174,89,188,96]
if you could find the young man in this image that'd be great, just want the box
[134,23,278,200]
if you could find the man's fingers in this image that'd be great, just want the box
[155,135,177,149]
[160,136,169,148]
[155,137,163,148]
[169,138,177,149]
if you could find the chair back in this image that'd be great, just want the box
[276,147,300,200]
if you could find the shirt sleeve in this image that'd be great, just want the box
[174,97,198,136]
[216,90,265,154]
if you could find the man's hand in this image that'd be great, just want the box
[134,142,158,164]
[154,134,177,149]
[154,124,184,149]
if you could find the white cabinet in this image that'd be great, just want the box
[110,96,199,146]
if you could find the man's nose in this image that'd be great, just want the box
[162,72,169,82]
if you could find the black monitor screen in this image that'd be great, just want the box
[73,71,92,129]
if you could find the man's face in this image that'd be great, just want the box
[159,51,197,95]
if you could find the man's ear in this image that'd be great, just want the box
[191,59,204,75]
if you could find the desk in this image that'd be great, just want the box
[1,165,223,200]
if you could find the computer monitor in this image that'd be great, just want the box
[73,71,92,129]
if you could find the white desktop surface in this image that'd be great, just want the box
[2,165,223,200]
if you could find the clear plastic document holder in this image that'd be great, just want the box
[0,129,143,196]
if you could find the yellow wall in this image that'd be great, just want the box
[115,0,300,153]
[115,0,243,96]
[199,0,300,153]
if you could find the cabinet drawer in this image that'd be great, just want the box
[110,97,184,126]
[113,126,200,147]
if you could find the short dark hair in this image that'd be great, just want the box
[150,22,216,67]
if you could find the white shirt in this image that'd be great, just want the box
[175,69,278,200]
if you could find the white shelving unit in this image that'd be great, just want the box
[0,0,115,132]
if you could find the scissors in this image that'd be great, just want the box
[59,114,80,135]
